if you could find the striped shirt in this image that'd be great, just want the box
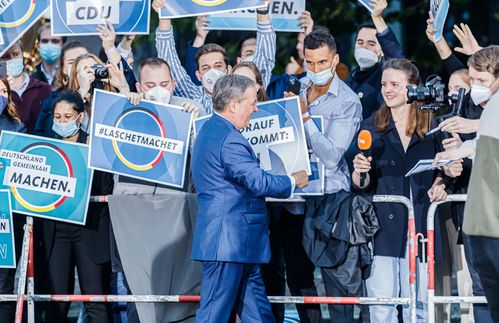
[300,74,363,194]
[156,22,276,115]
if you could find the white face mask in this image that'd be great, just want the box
[470,84,492,105]
[243,55,255,62]
[145,86,172,104]
[307,66,334,86]
[202,68,226,94]
[354,48,379,69]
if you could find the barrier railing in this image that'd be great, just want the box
[12,195,417,323]
[426,194,487,323]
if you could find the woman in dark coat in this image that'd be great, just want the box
[351,59,457,322]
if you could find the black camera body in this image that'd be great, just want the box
[92,64,109,80]
[406,75,446,110]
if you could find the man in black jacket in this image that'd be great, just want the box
[344,0,404,119]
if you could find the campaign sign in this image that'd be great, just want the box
[430,0,449,41]
[0,132,93,225]
[193,96,311,176]
[159,0,266,19]
[0,0,49,57]
[51,0,150,36]
[357,0,374,13]
[206,0,305,32]
[89,90,192,188]
[295,116,324,195]
[0,190,16,268]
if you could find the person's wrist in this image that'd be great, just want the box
[256,8,269,15]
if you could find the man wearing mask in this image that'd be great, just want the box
[344,0,404,119]
[1,41,51,134]
[128,57,202,119]
[152,0,274,115]
[299,29,362,322]
[31,23,65,86]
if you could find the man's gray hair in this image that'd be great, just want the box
[212,74,256,112]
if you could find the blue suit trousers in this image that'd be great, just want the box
[196,261,275,323]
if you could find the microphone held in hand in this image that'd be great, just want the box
[357,130,372,187]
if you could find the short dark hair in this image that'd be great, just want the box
[195,43,230,70]
[236,34,256,57]
[355,23,377,36]
[53,90,85,114]
[37,23,66,43]
[138,57,172,81]
[304,30,337,53]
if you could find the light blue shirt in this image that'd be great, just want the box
[300,74,362,194]
[156,22,276,115]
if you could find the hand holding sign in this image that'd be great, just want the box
[298,11,314,35]
[292,170,309,189]
[152,0,166,14]
[370,0,387,19]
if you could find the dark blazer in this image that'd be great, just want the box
[10,76,51,134]
[353,116,445,259]
[344,27,405,119]
[191,114,292,263]
[40,131,112,264]
[31,63,52,86]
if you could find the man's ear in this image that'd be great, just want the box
[170,80,177,93]
[227,99,237,114]
[236,57,242,64]
[195,70,203,82]
[135,82,141,93]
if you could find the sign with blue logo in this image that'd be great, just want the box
[89,90,192,188]
[206,0,305,32]
[0,0,49,57]
[0,132,93,225]
[357,0,374,13]
[294,115,324,195]
[51,0,150,36]
[0,190,16,268]
[159,0,266,19]
[194,96,311,178]
[430,0,449,41]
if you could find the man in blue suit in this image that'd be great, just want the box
[191,74,309,322]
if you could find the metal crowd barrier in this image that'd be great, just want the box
[10,195,418,323]
[426,194,487,323]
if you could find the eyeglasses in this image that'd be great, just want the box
[40,38,62,45]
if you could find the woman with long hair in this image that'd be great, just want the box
[352,59,452,322]
[232,61,269,102]
[0,77,26,322]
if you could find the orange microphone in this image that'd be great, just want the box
[357,130,372,187]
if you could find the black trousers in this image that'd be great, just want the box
[465,234,499,322]
[44,222,111,323]
[263,205,322,323]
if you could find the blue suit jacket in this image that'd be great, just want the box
[191,114,292,263]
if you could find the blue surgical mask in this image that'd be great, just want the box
[52,118,80,138]
[6,58,24,77]
[0,96,7,115]
[307,66,334,86]
[39,43,62,64]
